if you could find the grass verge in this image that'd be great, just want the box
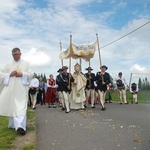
[0,107,36,150]
[111,90,150,103]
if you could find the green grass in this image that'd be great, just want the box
[111,90,150,103]
[0,116,16,149]
[0,107,36,150]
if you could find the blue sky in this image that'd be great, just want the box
[0,0,150,83]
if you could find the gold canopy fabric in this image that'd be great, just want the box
[59,41,97,61]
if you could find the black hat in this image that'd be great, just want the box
[57,68,63,72]
[100,65,108,70]
[85,67,93,70]
[131,83,136,85]
[62,66,68,70]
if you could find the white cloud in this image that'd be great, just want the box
[22,48,51,66]
[0,0,24,14]
[130,64,146,72]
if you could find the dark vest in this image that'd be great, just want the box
[60,73,74,92]
[116,79,125,90]
[95,72,110,92]
[85,73,95,89]
[131,83,137,93]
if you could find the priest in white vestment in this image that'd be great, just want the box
[0,48,33,135]
[70,63,87,110]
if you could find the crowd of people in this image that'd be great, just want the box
[28,63,139,113]
[0,47,139,136]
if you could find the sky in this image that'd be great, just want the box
[0,0,150,84]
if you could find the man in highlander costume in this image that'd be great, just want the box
[115,72,129,104]
[60,66,74,113]
[0,48,33,135]
[95,65,110,111]
[84,66,96,108]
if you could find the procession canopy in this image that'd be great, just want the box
[59,41,97,61]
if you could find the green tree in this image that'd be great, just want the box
[43,74,47,82]
[138,78,142,90]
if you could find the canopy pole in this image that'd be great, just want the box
[68,34,72,88]
[79,58,82,72]
[96,32,104,82]
[89,59,91,67]
[96,33,102,67]
[89,59,91,88]
[59,39,63,67]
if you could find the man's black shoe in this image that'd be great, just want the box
[84,104,87,108]
[62,107,65,111]
[101,107,106,111]
[17,128,26,135]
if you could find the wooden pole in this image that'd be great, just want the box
[59,39,63,67]
[68,34,72,87]
[89,59,91,67]
[79,58,82,72]
[89,59,91,88]
[96,33,102,67]
[129,73,133,89]
[96,33,104,82]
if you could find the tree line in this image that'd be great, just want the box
[36,73,47,82]
[138,78,150,90]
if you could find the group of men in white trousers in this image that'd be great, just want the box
[57,68,139,112]
[56,65,111,112]
[115,72,138,104]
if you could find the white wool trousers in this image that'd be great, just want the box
[58,91,65,108]
[118,89,127,103]
[62,91,71,112]
[86,89,95,107]
[98,90,106,108]
[132,93,138,103]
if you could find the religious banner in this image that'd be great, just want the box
[59,41,97,61]
[59,45,72,60]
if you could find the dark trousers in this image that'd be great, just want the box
[38,89,45,105]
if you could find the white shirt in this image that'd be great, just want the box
[29,78,39,88]
[115,75,128,89]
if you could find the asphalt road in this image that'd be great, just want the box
[36,102,150,150]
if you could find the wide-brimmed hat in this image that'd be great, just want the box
[85,67,93,70]
[62,66,68,70]
[100,65,108,70]
[57,68,63,72]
